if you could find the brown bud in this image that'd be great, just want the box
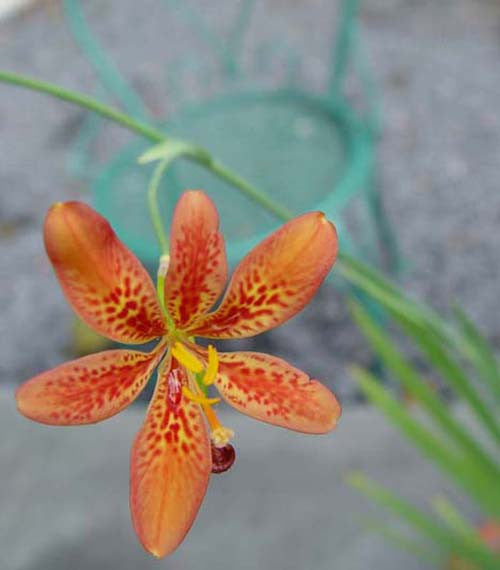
[211,442,236,474]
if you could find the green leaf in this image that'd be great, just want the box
[350,366,500,516]
[349,299,500,484]
[358,517,442,565]
[452,305,500,404]
[431,496,479,539]
[348,472,500,570]
[337,255,450,341]
[391,312,500,447]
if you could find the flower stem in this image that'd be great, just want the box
[0,71,166,143]
[0,70,292,221]
[147,159,173,255]
[0,70,372,283]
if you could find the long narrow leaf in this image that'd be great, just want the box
[391,313,500,446]
[350,299,500,483]
[432,496,479,539]
[348,472,500,570]
[337,254,452,342]
[351,367,500,516]
[358,517,442,565]
[452,305,500,404]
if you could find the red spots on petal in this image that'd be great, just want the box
[17,348,165,425]
[213,351,341,433]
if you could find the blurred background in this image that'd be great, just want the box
[0,1,499,569]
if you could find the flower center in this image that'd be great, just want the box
[171,341,235,449]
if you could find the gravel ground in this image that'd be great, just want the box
[2,0,500,402]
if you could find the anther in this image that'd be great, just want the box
[182,386,220,406]
[171,342,204,373]
[202,345,218,386]
[211,426,234,447]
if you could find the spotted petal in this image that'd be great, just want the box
[164,191,227,329]
[16,346,165,425]
[214,351,341,433]
[44,202,166,343]
[189,212,337,338]
[130,358,211,558]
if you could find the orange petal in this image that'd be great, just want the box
[130,359,211,558]
[164,191,227,329]
[16,346,165,425]
[214,351,341,433]
[44,202,166,343]
[189,212,337,338]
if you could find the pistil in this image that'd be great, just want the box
[171,341,235,448]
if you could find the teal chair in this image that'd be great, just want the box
[65,0,399,277]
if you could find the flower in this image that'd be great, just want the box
[16,190,341,557]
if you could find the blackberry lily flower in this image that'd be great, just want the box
[16,191,341,557]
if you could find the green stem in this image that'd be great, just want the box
[147,158,173,255]
[202,158,292,221]
[0,70,292,221]
[0,70,165,142]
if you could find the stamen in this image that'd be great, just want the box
[171,342,204,373]
[202,344,218,386]
[211,426,234,447]
[182,386,220,406]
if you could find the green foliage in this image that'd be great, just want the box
[344,260,500,569]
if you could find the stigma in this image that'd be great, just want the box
[171,341,237,471]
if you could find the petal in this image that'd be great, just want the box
[44,202,166,343]
[130,359,211,558]
[16,346,165,425]
[164,191,227,329]
[214,351,341,433]
[189,212,337,338]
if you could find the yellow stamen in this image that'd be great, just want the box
[182,386,220,406]
[180,349,234,446]
[202,344,219,385]
[171,342,203,373]
[211,426,235,447]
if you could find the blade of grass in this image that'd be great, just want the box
[391,312,500,446]
[337,254,452,342]
[351,366,500,516]
[358,517,442,565]
[348,472,500,570]
[452,305,500,404]
[431,496,479,539]
[350,299,500,482]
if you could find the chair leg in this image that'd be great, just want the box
[365,173,402,277]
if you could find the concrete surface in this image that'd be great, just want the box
[0,389,469,570]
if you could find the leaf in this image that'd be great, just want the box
[358,517,442,565]
[348,472,500,570]
[431,496,479,540]
[452,305,500,404]
[391,312,500,447]
[350,366,500,516]
[349,299,500,485]
[337,253,453,343]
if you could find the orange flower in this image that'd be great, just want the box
[16,190,341,557]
